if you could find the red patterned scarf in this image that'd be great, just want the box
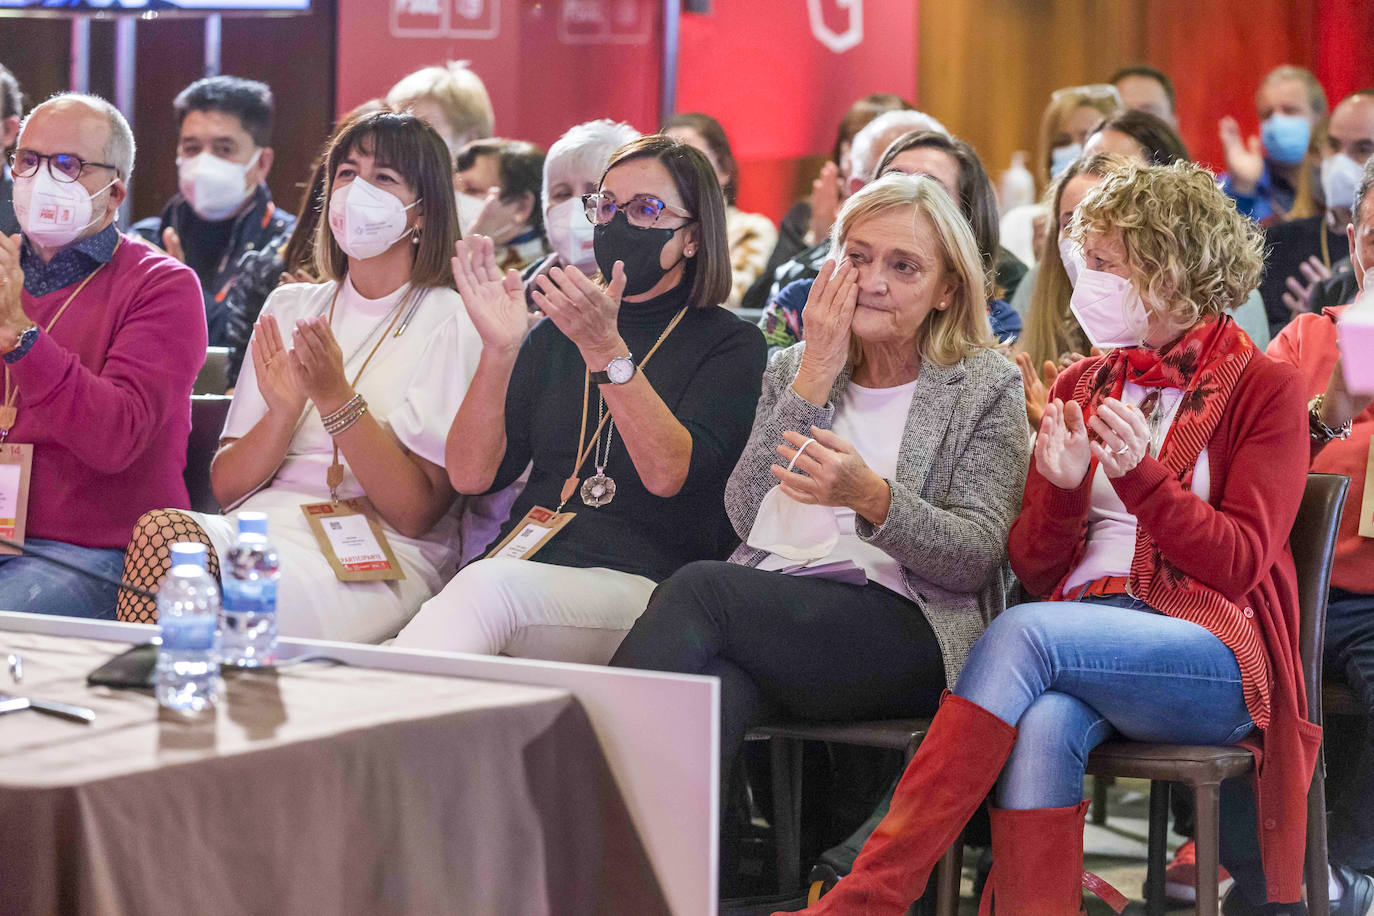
[1074,315,1255,592]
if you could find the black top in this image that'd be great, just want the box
[1259,215,1350,338]
[0,167,17,237]
[488,277,767,581]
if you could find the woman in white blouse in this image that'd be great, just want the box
[118,110,482,643]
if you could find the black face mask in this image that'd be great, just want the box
[593,210,687,297]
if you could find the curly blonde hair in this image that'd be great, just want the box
[1071,161,1264,328]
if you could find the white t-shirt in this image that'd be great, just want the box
[222,277,483,572]
[1062,380,1211,592]
[758,378,918,594]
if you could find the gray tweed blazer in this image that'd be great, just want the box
[725,342,1030,687]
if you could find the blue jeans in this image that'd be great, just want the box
[0,538,125,619]
[953,597,1254,810]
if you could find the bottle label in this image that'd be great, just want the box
[222,579,278,615]
[159,615,218,652]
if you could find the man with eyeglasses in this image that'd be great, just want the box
[0,93,205,619]
[0,62,21,236]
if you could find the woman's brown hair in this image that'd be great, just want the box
[600,135,732,308]
[312,109,459,289]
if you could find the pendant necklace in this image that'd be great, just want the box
[579,395,618,507]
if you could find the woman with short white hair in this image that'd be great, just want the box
[522,119,639,301]
[613,172,1029,805]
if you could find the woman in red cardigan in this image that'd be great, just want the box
[788,161,1320,914]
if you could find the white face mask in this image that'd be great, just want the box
[327,177,419,260]
[12,168,114,249]
[455,190,486,237]
[1058,234,1085,288]
[745,439,839,562]
[177,149,260,222]
[1068,267,1152,350]
[1320,153,1365,212]
[545,197,597,273]
[1050,143,1082,180]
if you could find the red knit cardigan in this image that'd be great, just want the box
[1009,352,1321,903]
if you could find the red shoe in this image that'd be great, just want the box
[1159,838,1233,904]
[774,693,1017,916]
[979,801,1129,916]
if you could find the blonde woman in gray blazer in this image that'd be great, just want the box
[612,173,1029,789]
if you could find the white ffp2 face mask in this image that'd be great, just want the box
[1068,267,1151,350]
[455,191,485,237]
[328,177,419,260]
[545,197,597,273]
[12,168,114,249]
[1321,153,1365,212]
[178,149,260,221]
[746,439,839,562]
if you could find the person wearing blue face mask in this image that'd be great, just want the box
[1219,65,1328,225]
[1258,90,1374,339]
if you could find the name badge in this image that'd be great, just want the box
[485,506,575,561]
[301,497,405,582]
[1360,438,1374,539]
[0,443,33,555]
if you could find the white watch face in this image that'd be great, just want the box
[606,356,635,384]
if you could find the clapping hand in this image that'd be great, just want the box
[1219,116,1265,194]
[1016,352,1060,431]
[452,236,529,356]
[1035,398,1091,489]
[249,315,306,419]
[1320,356,1374,432]
[1281,255,1332,319]
[1087,398,1152,478]
[532,261,628,368]
[288,316,352,413]
[0,234,31,350]
[806,161,842,245]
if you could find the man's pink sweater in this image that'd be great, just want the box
[13,235,206,548]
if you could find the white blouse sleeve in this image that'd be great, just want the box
[387,292,484,467]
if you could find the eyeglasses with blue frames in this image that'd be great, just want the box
[582,192,694,228]
[9,149,119,183]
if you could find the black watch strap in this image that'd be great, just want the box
[589,369,612,384]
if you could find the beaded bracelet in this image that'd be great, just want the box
[323,396,369,437]
[320,393,364,429]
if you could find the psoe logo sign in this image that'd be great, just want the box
[390,0,500,40]
[807,0,863,54]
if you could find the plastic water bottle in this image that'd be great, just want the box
[155,542,221,712]
[999,151,1036,213]
[221,511,280,668]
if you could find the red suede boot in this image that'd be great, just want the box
[777,693,1017,916]
[977,801,1128,915]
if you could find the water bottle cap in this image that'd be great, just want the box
[237,511,269,536]
[170,542,207,570]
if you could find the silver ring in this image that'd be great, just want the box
[1114,443,1130,455]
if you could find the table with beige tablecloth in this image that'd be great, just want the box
[0,632,667,916]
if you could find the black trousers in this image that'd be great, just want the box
[610,560,947,790]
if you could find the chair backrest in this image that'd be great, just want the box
[185,395,233,515]
[193,347,232,396]
[1290,472,1351,724]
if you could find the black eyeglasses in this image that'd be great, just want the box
[9,149,119,183]
[582,192,693,228]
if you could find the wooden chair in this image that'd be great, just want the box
[1085,472,1349,916]
[746,718,963,916]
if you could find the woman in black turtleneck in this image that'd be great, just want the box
[393,135,766,663]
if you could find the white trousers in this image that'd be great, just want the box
[391,558,658,665]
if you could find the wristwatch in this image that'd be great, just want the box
[1308,393,1353,443]
[590,354,636,385]
[3,326,39,364]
